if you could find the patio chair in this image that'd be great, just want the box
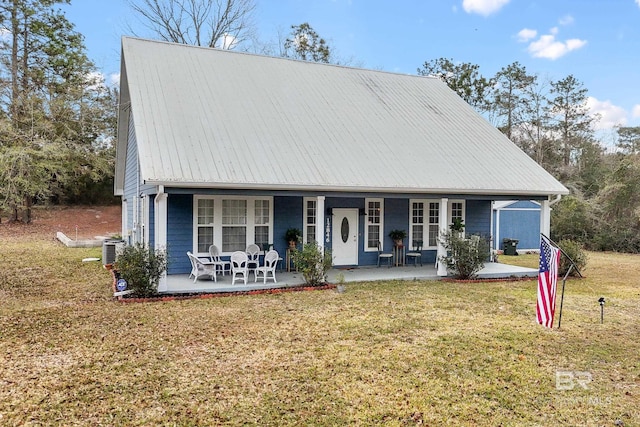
[246,244,260,278]
[406,240,423,267]
[187,251,217,283]
[231,251,249,285]
[208,244,231,276]
[255,250,279,284]
[377,241,393,268]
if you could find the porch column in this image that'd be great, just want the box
[540,198,551,240]
[155,187,168,292]
[315,196,326,252]
[494,202,500,251]
[437,197,449,276]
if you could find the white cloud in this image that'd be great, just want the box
[636,0,640,7]
[216,33,238,50]
[110,73,120,86]
[462,0,510,16]
[84,71,106,91]
[633,105,640,119]
[517,28,537,42]
[586,97,627,130]
[522,27,587,60]
[558,15,574,26]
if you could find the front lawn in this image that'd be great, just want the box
[1,237,638,425]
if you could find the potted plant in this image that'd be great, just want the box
[388,229,407,247]
[450,218,465,235]
[285,228,302,249]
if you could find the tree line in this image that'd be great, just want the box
[0,0,117,223]
[1,0,638,253]
[417,58,640,252]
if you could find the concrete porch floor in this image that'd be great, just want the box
[163,262,537,294]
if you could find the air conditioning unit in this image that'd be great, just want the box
[102,240,125,265]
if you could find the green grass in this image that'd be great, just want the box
[1,237,639,426]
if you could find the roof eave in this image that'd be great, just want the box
[142,179,570,197]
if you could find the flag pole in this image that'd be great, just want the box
[540,233,583,329]
[540,233,583,279]
[557,264,574,329]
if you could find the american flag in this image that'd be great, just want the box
[536,235,561,328]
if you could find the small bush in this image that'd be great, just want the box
[114,242,167,297]
[439,232,490,279]
[291,242,332,286]
[550,195,595,244]
[589,221,640,253]
[557,239,587,277]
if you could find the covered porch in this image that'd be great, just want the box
[162,262,538,294]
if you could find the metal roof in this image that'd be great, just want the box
[116,37,568,197]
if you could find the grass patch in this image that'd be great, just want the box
[1,237,639,425]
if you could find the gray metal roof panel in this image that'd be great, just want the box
[118,37,568,196]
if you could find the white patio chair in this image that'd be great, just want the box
[246,243,260,277]
[187,251,217,283]
[231,251,249,285]
[255,250,279,284]
[377,241,393,268]
[208,245,231,276]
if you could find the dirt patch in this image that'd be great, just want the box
[0,205,121,240]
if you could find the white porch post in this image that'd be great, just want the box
[437,197,449,276]
[315,196,326,252]
[155,186,168,292]
[494,203,500,251]
[540,198,551,240]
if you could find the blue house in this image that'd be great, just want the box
[115,37,568,290]
[492,200,542,252]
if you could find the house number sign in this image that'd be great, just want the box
[325,217,331,243]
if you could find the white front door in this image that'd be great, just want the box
[332,208,359,265]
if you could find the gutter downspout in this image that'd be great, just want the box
[549,194,562,206]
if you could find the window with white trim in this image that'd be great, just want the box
[427,201,440,248]
[409,199,440,248]
[409,201,424,250]
[254,199,270,249]
[196,198,214,252]
[222,199,247,252]
[303,198,317,244]
[448,200,466,234]
[366,198,383,251]
[194,196,272,255]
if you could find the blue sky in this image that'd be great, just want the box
[64,0,640,133]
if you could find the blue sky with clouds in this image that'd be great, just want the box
[64,0,640,132]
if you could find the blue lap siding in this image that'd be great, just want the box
[161,193,494,274]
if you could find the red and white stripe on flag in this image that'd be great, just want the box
[536,235,561,328]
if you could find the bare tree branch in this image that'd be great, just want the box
[127,0,256,48]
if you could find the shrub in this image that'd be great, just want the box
[291,241,332,286]
[589,220,640,253]
[114,242,167,297]
[551,195,595,244]
[557,239,587,277]
[439,231,490,279]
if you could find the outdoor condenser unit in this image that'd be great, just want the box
[102,240,125,265]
